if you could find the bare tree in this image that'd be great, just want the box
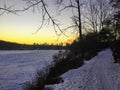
[13,0,68,36]
[0,0,114,40]
[83,0,112,34]
[56,0,86,58]
[17,0,86,39]
[57,0,85,39]
[110,0,120,39]
[10,0,84,57]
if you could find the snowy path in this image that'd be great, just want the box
[46,49,120,90]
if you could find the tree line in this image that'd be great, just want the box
[0,40,65,50]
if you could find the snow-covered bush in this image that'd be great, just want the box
[23,70,47,90]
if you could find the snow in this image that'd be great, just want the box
[0,50,32,55]
[45,49,120,90]
[0,50,58,90]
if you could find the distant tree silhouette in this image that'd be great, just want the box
[0,40,65,50]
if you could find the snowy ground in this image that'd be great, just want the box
[0,50,58,90]
[45,49,120,90]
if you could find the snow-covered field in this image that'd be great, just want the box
[46,49,120,90]
[0,50,58,90]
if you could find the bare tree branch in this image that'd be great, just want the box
[15,0,42,12]
[59,5,77,12]
[0,5,17,15]
[14,0,68,37]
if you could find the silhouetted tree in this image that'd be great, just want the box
[83,0,112,34]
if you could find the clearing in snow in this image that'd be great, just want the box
[45,49,120,90]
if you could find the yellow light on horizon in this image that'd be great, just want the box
[0,26,76,45]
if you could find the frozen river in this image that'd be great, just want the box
[0,50,58,90]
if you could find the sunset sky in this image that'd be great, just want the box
[0,0,78,45]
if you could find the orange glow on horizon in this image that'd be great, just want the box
[0,27,76,45]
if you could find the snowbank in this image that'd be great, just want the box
[45,49,120,90]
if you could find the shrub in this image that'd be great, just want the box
[23,49,85,90]
[23,69,49,90]
[111,40,120,63]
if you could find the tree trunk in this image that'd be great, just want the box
[76,0,84,59]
